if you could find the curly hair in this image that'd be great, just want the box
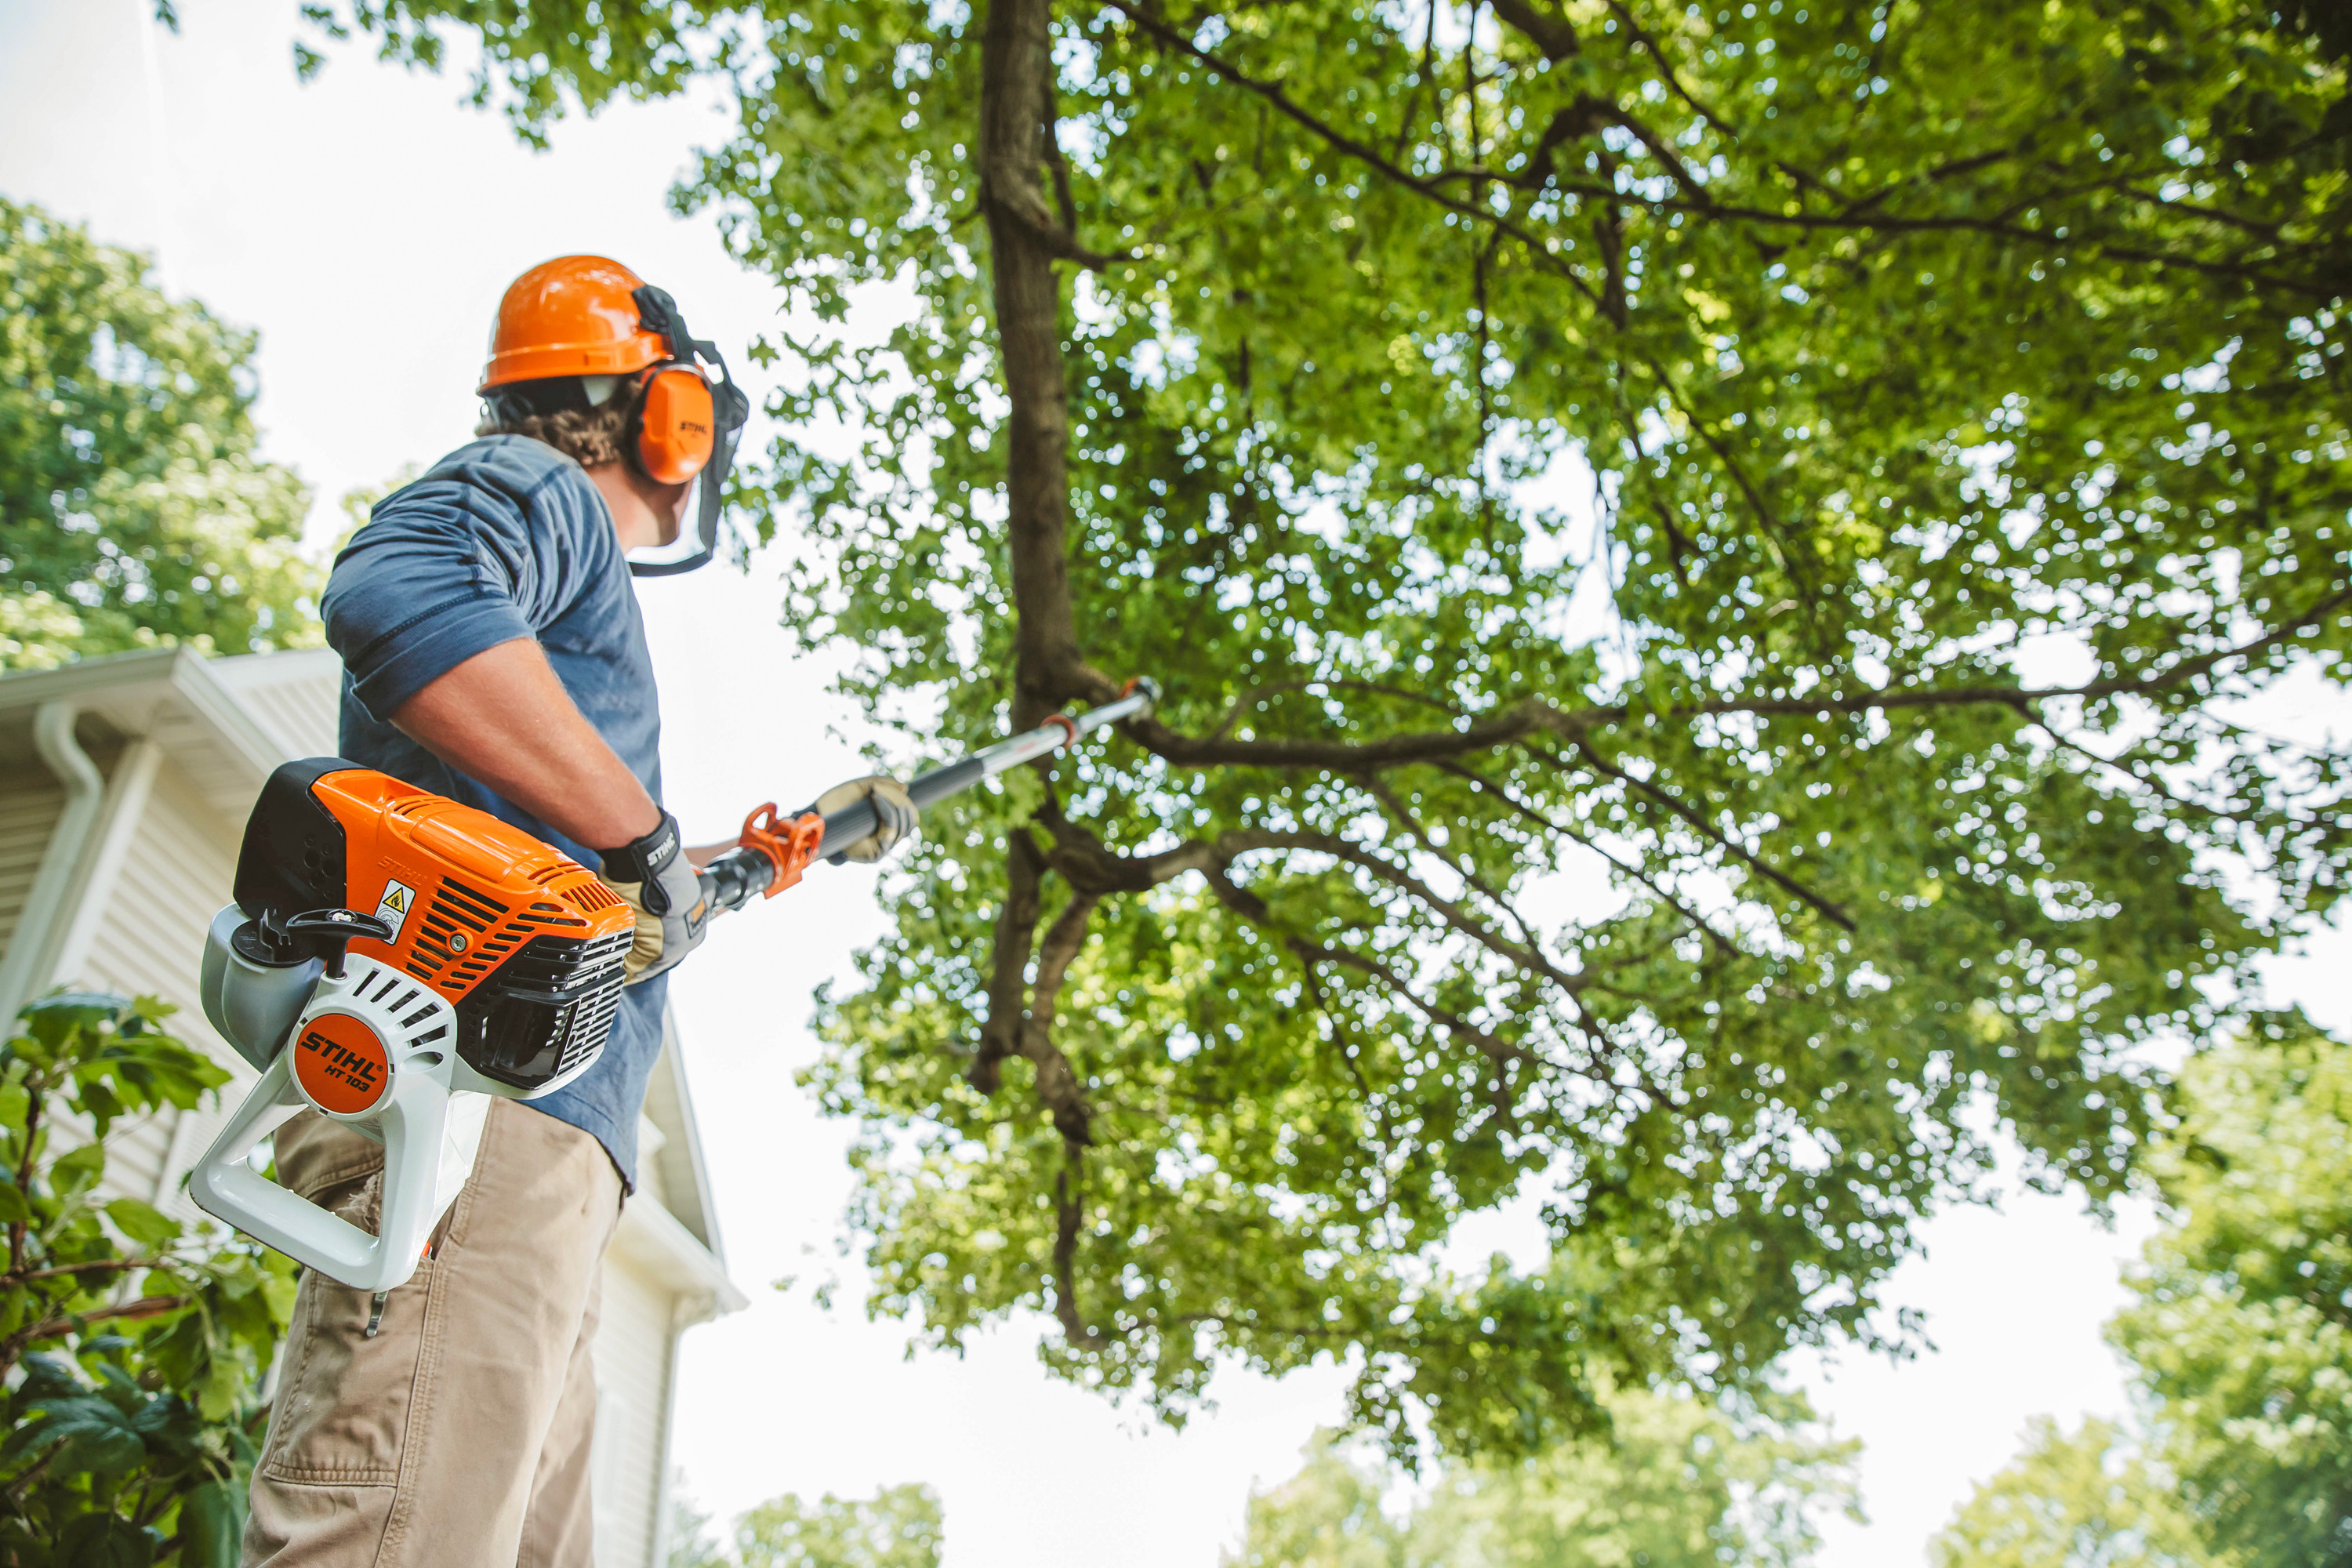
[477,401,631,469]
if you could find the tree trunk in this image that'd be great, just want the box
[978,0,1086,729]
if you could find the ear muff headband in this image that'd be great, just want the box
[622,285,751,579]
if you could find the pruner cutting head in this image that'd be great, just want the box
[1120,675,1163,713]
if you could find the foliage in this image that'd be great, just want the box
[1232,1386,1857,1566]
[667,1483,733,1568]
[1930,1417,2217,1568]
[669,1481,945,1568]
[299,0,2351,1459]
[1933,1017,2352,1568]
[2111,1014,2352,1566]
[0,994,298,1566]
[0,196,320,670]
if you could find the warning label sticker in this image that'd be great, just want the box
[373,879,416,944]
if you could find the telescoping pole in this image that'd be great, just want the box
[699,678,1160,914]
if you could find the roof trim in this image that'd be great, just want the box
[609,1189,749,1322]
[0,647,287,787]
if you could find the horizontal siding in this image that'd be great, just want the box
[0,768,64,960]
[232,677,339,760]
[592,1252,678,1568]
[71,766,247,1211]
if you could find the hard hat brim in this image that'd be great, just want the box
[478,330,669,394]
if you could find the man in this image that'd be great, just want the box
[241,256,913,1566]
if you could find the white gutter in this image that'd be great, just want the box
[0,703,107,1028]
[610,1196,749,1318]
[644,1216,745,1568]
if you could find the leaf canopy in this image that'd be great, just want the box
[0,196,320,669]
[302,0,2349,1458]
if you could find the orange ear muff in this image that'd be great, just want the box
[632,365,717,485]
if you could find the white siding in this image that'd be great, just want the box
[592,1251,677,1568]
[210,651,340,757]
[1,652,726,1568]
[0,764,64,959]
[67,760,249,1207]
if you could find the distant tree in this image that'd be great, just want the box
[0,196,319,670]
[1929,1417,2216,1568]
[1934,1016,2352,1568]
[1232,1388,1856,1567]
[667,1481,734,1568]
[670,1481,945,1568]
[0,994,299,1566]
[2116,1015,2352,1566]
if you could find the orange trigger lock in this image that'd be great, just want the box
[739,802,826,898]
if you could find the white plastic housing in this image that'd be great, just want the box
[198,905,324,1071]
[190,955,489,1292]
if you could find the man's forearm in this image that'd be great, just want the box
[390,639,662,852]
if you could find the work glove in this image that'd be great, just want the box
[595,811,709,983]
[815,775,919,864]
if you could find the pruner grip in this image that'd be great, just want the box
[739,803,826,898]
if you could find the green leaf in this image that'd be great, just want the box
[56,1512,157,1568]
[176,1479,247,1568]
[105,1197,180,1250]
[17,1394,147,1475]
[50,1139,105,1201]
[0,1075,28,1131]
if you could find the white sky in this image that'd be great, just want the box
[2,4,2345,1563]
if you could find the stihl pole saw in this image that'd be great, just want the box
[190,681,1158,1293]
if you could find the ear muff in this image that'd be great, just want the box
[626,365,717,485]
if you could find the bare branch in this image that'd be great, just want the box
[969,832,1046,1094]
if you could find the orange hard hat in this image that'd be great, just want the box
[477,255,670,392]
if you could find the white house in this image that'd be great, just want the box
[0,644,745,1568]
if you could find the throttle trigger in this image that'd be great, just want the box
[738,803,826,898]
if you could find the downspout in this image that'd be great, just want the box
[0,702,106,1029]
[648,1292,715,1568]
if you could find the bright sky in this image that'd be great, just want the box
[2,5,2345,1563]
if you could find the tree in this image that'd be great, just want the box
[0,196,320,670]
[1929,1417,2216,1568]
[0,994,299,1566]
[1233,1387,1857,1567]
[1933,1018,2352,1568]
[296,0,2350,1457]
[669,1482,945,1568]
[2113,1015,2352,1566]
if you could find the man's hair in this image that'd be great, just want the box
[477,379,630,468]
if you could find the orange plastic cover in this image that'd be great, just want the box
[636,365,717,485]
[308,770,633,1007]
[292,1011,390,1116]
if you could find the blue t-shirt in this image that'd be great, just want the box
[320,434,666,1190]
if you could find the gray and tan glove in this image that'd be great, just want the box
[815,775,919,863]
[595,811,709,982]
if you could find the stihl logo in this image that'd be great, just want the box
[299,1029,379,1088]
[292,1012,392,1115]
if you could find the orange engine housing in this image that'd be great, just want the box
[234,760,634,1092]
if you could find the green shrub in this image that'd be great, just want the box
[0,993,296,1566]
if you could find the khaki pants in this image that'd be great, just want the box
[241,1099,624,1568]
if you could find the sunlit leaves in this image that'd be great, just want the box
[307,0,2350,1459]
[0,198,321,669]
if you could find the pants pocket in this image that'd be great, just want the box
[258,1174,438,1486]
